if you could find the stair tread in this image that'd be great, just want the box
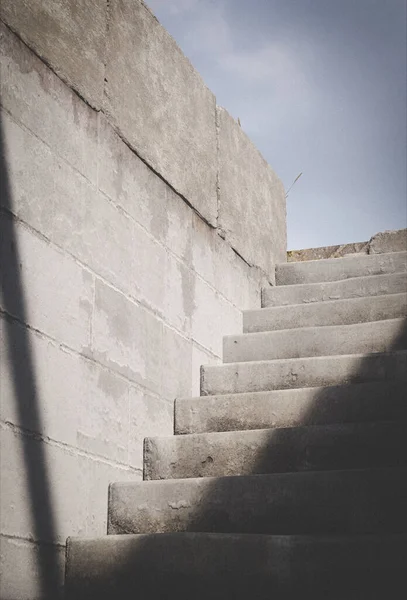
[224,317,407,362]
[66,533,407,600]
[175,380,407,434]
[245,291,407,332]
[145,420,407,480]
[275,251,407,286]
[202,349,407,395]
[262,271,407,307]
[108,467,407,536]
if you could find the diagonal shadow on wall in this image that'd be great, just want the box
[66,278,407,599]
[0,111,62,597]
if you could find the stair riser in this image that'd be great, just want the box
[224,318,407,362]
[65,533,406,600]
[108,469,407,536]
[263,272,407,307]
[175,382,407,434]
[245,293,407,332]
[276,251,407,285]
[201,351,407,395]
[144,422,407,480]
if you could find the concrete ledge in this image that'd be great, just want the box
[65,533,406,599]
[144,421,407,480]
[262,272,407,307]
[201,350,407,395]
[175,381,407,434]
[108,468,407,535]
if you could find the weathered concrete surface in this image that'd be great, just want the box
[65,533,406,600]
[0,534,65,600]
[0,427,139,545]
[0,1,107,108]
[245,292,407,332]
[286,229,407,262]
[287,241,369,262]
[108,468,407,535]
[262,272,407,307]
[0,22,99,184]
[201,350,407,395]
[0,215,94,352]
[217,107,287,278]
[144,421,407,480]
[369,228,407,254]
[104,0,217,225]
[175,381,407,434]
[224,318,407,363]
[276,251,407,285]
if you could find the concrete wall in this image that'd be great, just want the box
[0,3,286,598]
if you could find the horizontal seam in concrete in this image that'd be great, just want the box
[0,210,229,360]
[0,532,66,549]
[0,23,220,232]
[0,309,172,402]
[0,420,143,474]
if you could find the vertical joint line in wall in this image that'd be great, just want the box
[215,105,221,228]
[89,275,96,354]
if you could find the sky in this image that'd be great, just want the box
[146,0,407,250]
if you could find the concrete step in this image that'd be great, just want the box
[245,292,407,333]
[176,381,407,434]
[144,420,407,480]
[65,533,407,600]
[224,317,407,363]
[262,271,407,307]
[108,468,407,535]
[275,250,407,286]
[201,350,407,395]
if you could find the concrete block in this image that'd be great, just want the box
[92,279,163,394]
[0,316,130,463]
[276,251,407,285]
[175,381,407,435]
[201,350,407,395]
[369,228,407,254]
[217,106,286,278]
[128,389,173,471]
[108,468,407,535]
[104,0,217,225]
[246,292,407,332]
[262,272,407,307]
[0,427,138,545]
[0,0,107,108]
[0,23,98,184]
[65,532,406,600]
[161,326,192,402]
[224,318,407,363]
[0,216,93,352]
[0,535,65,600]
[145,421,407,480]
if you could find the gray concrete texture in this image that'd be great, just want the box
[245,292,407,332]
[224,317,407,362]
[108,468,407,535]
[144,421,407,479]
[65,533,406,600]
[0,15,279,598]
[0,2,287,275]
[286,228,407,262]
[175,381,407,434]
[201,350,407,395]
[262,271,407,307]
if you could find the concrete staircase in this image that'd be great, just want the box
[66,250,407,599]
